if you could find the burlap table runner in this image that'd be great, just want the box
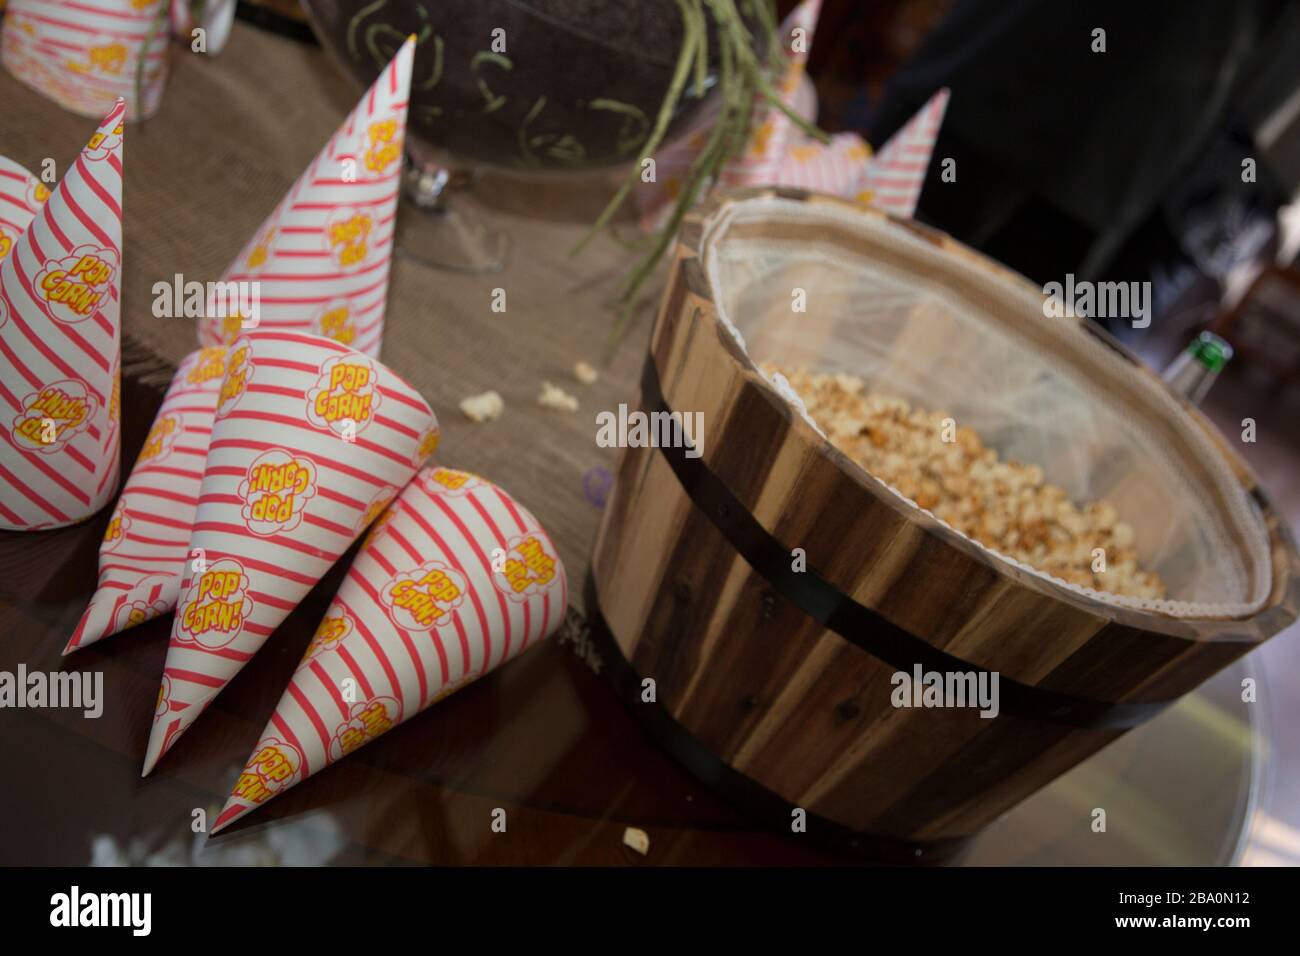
[0,20,654,598]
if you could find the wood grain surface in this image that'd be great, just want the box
[591,188,1299,841]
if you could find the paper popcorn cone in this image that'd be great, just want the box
[716,0,823,188]
[0,100,123,530]
[636,0,822,226]
[0,156,49,256]
[195,38,414,358]
[771,132,874,193]
[853,88,950,219]
[635,1,948,224]
[1,0,170,121]
[212,466,568,831]
[143,330,439,774]
[65,347,229,654]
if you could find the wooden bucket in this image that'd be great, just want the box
[589,187,1300,860]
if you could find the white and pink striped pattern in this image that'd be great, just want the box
[212,466,567,831]
[855,87,950,219]
[636,0,822,226]
[196,36,415,358]
[0,156,48,259]
[65,346,229,654]
[142,330,439,774]
[771,132,873,193]
[1,0,170,121]
[717,0,823,188]
[0,100,123,530]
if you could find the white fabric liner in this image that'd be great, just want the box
[699,195,1273,621]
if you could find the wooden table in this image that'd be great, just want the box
[0,21,1261,866]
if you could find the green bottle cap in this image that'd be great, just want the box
[1190,332,1232,373]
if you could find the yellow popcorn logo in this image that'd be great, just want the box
[495,534,558,600]
[330,697,400,760]
[326,210,372,268]
[239,449,318,535]
[233,739,302,804]
[88,43,127,75]
[314,303,355,346]
[186,346,228,386]
[306,355,379,436]
[364,119,401,175]
[35,246,116,322]
[245,227,276,271]
[178,560,253,647]
[12,380,95,453]
[382,561,467,631]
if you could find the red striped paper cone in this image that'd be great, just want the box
[636,0,823,227]
[632,2,949,225]
[854,88,950,219]
[0,100,123,530]
[143,330,440,774]
[65,346,229,654]
[195,37,414,358]
[0,156,49,256]
[716,0,823,189]
[1,0,170,121]
[212,466,568,831]
[771,133,873,193]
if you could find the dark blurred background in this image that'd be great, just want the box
[807,0,1300,379]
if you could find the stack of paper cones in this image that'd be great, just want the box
[0,100,123,529]
[195,36,415,358]
[143,330,439,774]
[212,466,568,831]
[66,38,422,647]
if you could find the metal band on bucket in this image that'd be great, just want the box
[639,357,1174,732]
[582,575,972,863]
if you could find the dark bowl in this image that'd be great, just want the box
[302,0,742,173]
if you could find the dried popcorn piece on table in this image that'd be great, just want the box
[764,364,1166,601]
[622,826,650,856]
[460,390,504,423]
[538,382,578,413]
